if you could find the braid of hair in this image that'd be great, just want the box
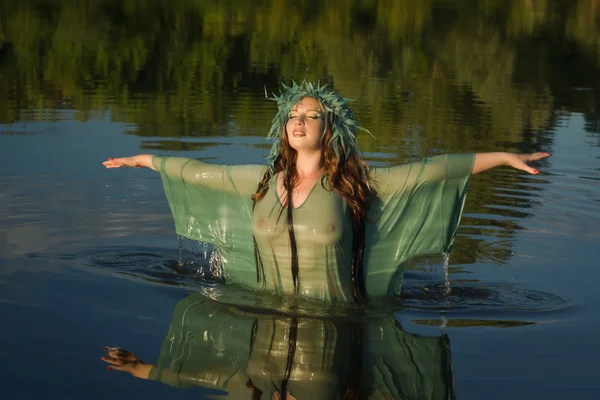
[285,173,299,294]
[280,317,299,400]
[350,220,367,302]
[246,319,263,399]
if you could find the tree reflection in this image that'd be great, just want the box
[0,0,599,148]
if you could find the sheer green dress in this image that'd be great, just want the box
[153,154,474,302]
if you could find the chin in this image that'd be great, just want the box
[289,143,320,152]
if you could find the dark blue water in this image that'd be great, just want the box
[2,109,598,399]
[1,2,600,399]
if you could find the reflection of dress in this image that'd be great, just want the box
[149,294,455,399]
[153,154,473,301]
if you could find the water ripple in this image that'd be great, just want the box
[400,282,569,313]
[78,245,224,287]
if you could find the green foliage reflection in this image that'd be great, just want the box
[0,0,599,149]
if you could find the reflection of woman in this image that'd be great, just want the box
[103,81,549,303]
[102,294,455,399]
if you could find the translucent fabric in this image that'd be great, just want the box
[153,153,474,301]
[149,294,455,399]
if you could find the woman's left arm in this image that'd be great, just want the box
[472,152,550,175]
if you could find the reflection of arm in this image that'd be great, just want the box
[152,156,266,196]
[148,295,254,393]
[132,364,154,379]
[149,363,247,391]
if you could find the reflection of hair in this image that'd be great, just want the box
[246,319,263,400]
[276,317,298,399]
[340,322,364,400]
[252,101,374,302]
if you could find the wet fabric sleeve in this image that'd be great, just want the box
[152,156,266,285]
[365,154,474,296]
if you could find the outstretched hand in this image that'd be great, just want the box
[101,346,154,379]
[505,152,551,175]
[102,156,143,169]
[472,151,550,175]
[102,154,156,171]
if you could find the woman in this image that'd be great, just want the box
[103,81,549,304]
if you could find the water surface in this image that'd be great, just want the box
[1,1,599,399]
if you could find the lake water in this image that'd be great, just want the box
[1,1,599,399]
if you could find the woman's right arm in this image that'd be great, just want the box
[103,154,156,171]
[103,154,266,195]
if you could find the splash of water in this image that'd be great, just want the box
[208,250,223,281]
[441,252,451,331]
[442,252,451,297]
[177,236,223,283]
[178,236,185,268]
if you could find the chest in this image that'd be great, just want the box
[275,172,320,209]
[252,178,350,244]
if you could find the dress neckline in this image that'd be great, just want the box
[275,172,324,210]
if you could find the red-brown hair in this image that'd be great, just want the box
[252,97,375,302]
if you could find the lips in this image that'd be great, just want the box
[292,130,306,137]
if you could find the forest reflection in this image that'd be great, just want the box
[1,0,598,268]
[1,0,599,148]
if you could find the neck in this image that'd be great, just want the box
[295,150,324,178]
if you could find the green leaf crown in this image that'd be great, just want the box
[265,80,372,172]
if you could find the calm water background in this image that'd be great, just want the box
[1,1,599,399]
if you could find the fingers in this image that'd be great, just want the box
[102,158,124,168]
[523,165,539,175]
[102,157,138,169]
[102,359,127,373]
[521,152,551,162]
[102,156,144,169]
[101,356,123,366]
[513,152,550,174]
[102,346,141,375]
[103,347,140,362]
[104,346,124,358]
[102,161,122,169]
[513,158,539,174]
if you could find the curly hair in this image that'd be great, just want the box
[252,97,375,303]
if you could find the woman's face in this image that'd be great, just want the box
[285,97,326,153]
